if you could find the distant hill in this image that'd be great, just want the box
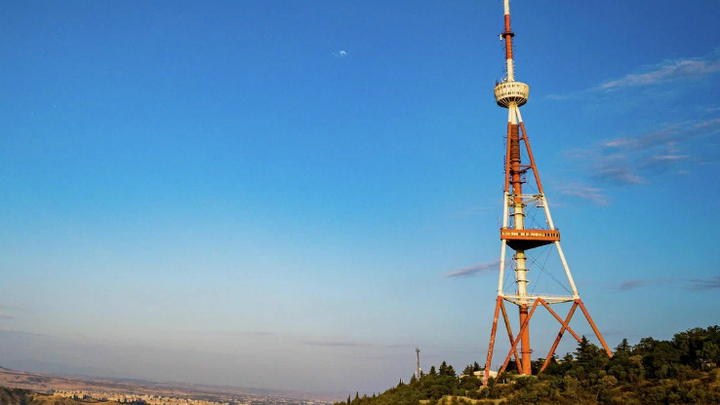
[0,387,122,405]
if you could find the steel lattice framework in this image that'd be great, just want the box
[482,0,612,385]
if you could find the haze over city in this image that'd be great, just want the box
[1,0,719,395]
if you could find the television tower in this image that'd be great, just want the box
[483,0,612,385]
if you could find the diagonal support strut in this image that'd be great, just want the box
[500,298,523,374]
[577,299,613,358]
[539,301,579,373]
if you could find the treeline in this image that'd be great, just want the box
[336,325,720,405]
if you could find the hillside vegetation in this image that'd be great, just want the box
[0,387,122,405]
[337,326,720,405]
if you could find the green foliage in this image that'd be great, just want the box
[337,326,720,405]
[462,365,475,377]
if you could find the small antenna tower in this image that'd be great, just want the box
[415,347,421,379]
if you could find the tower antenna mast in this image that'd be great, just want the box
[483,0,612,385]
[415,348,421,379]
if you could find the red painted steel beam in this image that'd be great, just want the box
[577,300,613,358]
[497,299,540,378]
[518,304,532,375]
[539,302,579,373]
[538,299,582,343]
[504,122,512,193]
[483,296,503,386]
[499,299,523,373]
[504,14,513,61]
[518,122,545,195]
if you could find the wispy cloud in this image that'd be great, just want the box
[547,50,720,99]
[685,276,720,290]
[0,312,14,320]
[557,184,609,206]
[608,279,674,291]
[385,343,416,349]
[445,260,499,279]
[599,58,720,91]
[304,340,371,348]
[332,50,347,58]
[608,276,720,291]
[563,118,720,189]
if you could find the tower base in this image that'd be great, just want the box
[482,297,612,385]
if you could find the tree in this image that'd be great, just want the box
[429,366,437,376]
[616,338,631,354]
[410,374,418,384]
[439,361,449,376]
[346,395,350,405]
[462,365,475,376]
[444,364,457,378]
[473,362,481,372]
[701,341,719,367]
[574,335,608,379]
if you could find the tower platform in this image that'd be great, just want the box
[500,228,560,250]
[494,81,529,108]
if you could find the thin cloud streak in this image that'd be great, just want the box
[445,260,499,279]
[304,341,371,348]
[557,185,609,206]
[609,276,720,291]
[608,279,674,291]
[685,276,720,290]
[563,118,720,189]
[384,343,417,349]
[599,58,720,91]
[546,50,720,99]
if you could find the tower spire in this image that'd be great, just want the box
[483,0,612,385]
[502,0,515,82]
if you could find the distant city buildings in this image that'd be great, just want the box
[49,389,321,405]
[53,390,233,405]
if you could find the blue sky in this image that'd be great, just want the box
[1,0,720,395]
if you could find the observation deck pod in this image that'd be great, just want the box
[494,82,529,108]
[500,228,560,250]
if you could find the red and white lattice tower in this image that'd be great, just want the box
[483,0,612,385]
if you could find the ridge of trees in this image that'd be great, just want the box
[335,325,720,405]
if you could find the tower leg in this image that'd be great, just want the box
[498,299,540,377]
[499,299,523,373]
[577,300,613,358]
[483,296,502,386]
[518,305,532,375]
